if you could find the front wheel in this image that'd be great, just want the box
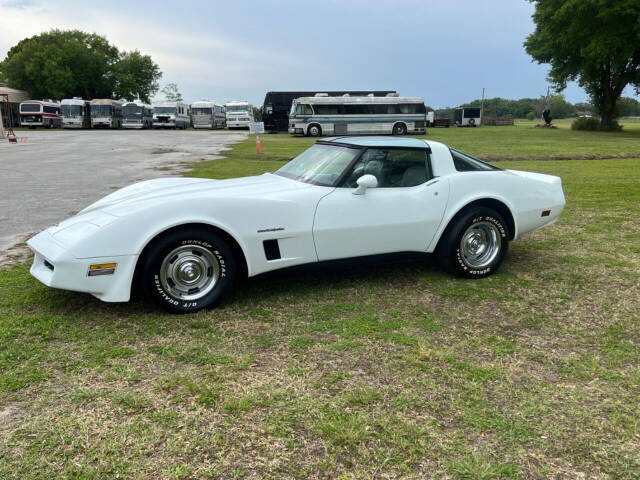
[307,124,321,137]
[140,228,237,313]
[437,206,509,278]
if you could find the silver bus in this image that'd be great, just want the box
[61,98,90,128]
[122,100,153,129]
[90,99,123,128]
[288,94,427,136]
[190,100,226,129]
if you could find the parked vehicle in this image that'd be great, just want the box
[19,100,62,128]
[262,90,396,132]
[190,100,226,129]
[90,99,123,128]
[454,107,481,127]
[426,111,435,127]
[28,136,565,313]
[288,94,427,136]
[121,100,153,129]
[153,101,190,129]
[225,101,254,129]
[60,98,91,129]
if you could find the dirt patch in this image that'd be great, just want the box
[0,405,23,428]
[0,234,33,271]
[151,147,183,155]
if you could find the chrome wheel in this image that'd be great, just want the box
[159,244,220,301]
[459,221,501,268]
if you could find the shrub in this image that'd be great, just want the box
[571,117,623,131]
[526,112,536,121]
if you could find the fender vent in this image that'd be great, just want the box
[263,239,281,261]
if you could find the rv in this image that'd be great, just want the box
[225,101,254,129]
[90,99,123,128]
[153,101,190,129]
[262,90,396,132]
[19,100,62,128]
[454,107,481,127]
[190,100,226,129]
[61,98,90,128]
[122,100,153,129]
[288,94,427,136]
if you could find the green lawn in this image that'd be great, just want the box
[1,123,640,479]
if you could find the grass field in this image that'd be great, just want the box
[1,121,639,479]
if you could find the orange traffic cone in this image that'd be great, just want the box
[256,135,263,154]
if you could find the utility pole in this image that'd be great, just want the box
[481,87,485,125]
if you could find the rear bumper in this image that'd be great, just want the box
[27,231,137,302]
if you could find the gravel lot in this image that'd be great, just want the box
[0,129,247,252]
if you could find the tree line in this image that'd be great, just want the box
[432,95,640,120]
[0,30,161,103]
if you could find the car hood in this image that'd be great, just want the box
[79,174,310,216]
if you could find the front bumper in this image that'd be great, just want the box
[28,230,137,302]
[153,121,176,127]
[122,123,144,129]
[289,126,304,135]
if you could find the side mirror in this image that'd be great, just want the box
[353,174,378,195]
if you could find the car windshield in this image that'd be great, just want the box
[275,144,360,186]
[155,107,176,114]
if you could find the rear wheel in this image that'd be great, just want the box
[140,227,237,313]
[437,206,509,278]
[392,122,407,135]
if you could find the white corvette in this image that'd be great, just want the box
[28,137,565,312]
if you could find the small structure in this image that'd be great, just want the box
[0,84,29,128]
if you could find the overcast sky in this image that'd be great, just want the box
[2,0,636,107]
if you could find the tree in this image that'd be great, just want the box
[113,51,161,103]
[0,30,161,102]
[161,83,183,102]
[524,0,640,128]
[617,96,640,116]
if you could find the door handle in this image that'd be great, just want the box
[425,178,440,186]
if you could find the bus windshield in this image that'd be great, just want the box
[227,105,247,112]
[61,105,82,117]
[21,104,41,113]
[123,105,142,116]
[91,105,112,116]
[275,144,360,186]
[154,107,176,114]
[192,108,212,115]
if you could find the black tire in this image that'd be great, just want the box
[307,124,321,137]
[437,206,509,278]
[140,227,237,313]
[393,122,407,135]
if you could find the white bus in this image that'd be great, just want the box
[61,98,90,128]
[225,101,254,129]
[288,94,427,136]
[190,100,226,129]
[153,101,190,129]
[19,100,62,128]
[454,107,481,127]
[122,100,153,129]
[90,99,123,128]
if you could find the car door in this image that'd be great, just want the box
[312,147,449,261]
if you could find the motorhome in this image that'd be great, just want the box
[60,98,90,128]
[122,100,153,129]
[225,101,254,129]
[454,107,482,127]
[262,90,396,132]
[19,100,62,128]
[153,101,190,129]
[288,94,427,136]
[190,100,226,129]
[90,99,123,128]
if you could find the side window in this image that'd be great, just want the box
[341,148,431,188]
[450,148,500,172]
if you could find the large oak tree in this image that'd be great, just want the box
[525,0,640,127]
[0,30,161,103]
